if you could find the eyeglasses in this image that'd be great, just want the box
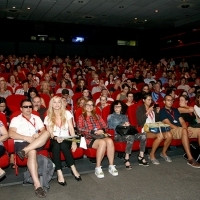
[114,105,122,108]
[165,99,174,102]
[22,105,33,108]
[85,104,94,107]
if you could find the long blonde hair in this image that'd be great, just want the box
[47,96,67,131]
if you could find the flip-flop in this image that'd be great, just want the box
[0,171,6,179]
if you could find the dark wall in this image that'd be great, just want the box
[0,19,160,61]
[159,28,200,64]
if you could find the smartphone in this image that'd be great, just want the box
[154,103,159,108]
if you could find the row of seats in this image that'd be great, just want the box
[0,101,197,176]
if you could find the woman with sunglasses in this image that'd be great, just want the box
[44,96,81,186]
[77,99,118,179]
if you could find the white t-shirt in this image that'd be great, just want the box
[142,111,155,132]
[44,110,73,138]
[9,114,44,143]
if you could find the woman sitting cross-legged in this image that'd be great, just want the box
[136,94,172,165]
[44,96,81,186]
[77,99,118,178]
[107,100,149,169]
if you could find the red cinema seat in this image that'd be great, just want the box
[6,94,26,112]
[7,139,50,176]
[0,141,9,168]
[101,105,111,122]
[72,92,83,104]
[40,93,50,108]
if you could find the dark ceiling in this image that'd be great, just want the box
[0,0,200,30]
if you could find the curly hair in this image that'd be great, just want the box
[109,100,128,114]
[47,96,67,132]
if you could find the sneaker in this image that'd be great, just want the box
[108,165,118,176]
[95,166,104,178]
[150,158,160,165]
[187,159,200,168]
[35,187,47,198]
[160,153,172,162]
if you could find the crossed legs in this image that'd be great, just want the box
[22,131,50,155]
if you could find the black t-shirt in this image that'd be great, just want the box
[181,112,197,126]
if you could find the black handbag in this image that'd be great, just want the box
[115,125,138,136]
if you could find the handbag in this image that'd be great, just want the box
[115,125,138,136]
[89,130,110,139]
[144,122,170,133]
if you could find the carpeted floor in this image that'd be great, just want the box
[1,146,200,200]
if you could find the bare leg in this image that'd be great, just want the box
[147,132,163,159]
[57,170,65,182]
[27,150,41,190]
[92,139,106,167]
[181,129,193,160]
[161,132,172,156]
[71,165,80,177]
[23,131,50,154]
[103,138,114,165]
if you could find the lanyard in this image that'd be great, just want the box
[22,115,36,128]
[22,115,38,133]
[165,109,175,121]
[56,121,62,136]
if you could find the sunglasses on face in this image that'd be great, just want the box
[22,105,33,108]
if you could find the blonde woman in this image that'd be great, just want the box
[44,96,81,186]
[39,81,54,97]
[0,80,12,99]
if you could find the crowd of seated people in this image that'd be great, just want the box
[1,54,200,197]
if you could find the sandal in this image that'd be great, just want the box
[124,159,132,170]
[138,155,149,167]
[10,163,15,169]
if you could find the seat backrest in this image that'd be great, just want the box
[92,92,101,102]
[74,107,83,123]
[127,103,139,126]
[101,105,111,122]
[111,90,121,100]
[6,94,26,111]
[72,92,83,104]
[40,93,51,108]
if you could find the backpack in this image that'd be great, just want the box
[23,154,55,190]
